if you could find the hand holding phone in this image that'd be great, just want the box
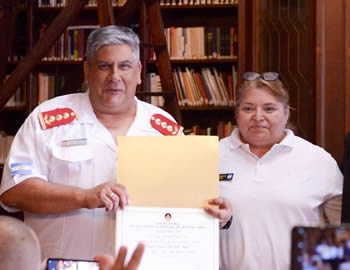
[291,225,350,270]
[46,258,99,270]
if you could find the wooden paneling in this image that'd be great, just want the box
[238,0,252,85]
[345,1,350,133]
[256,0,316,143]
[316,0,346,162]
[0,0,19,84]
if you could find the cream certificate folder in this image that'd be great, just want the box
[116,136,219,270]
[117,136,219,208]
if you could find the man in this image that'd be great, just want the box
[0,25,231,260]
[0,216,41,270]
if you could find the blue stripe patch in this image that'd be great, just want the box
[10,161,32,168]
[10,161,32,176]
[11,170,32,175]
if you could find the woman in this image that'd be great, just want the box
[219,72,343,270]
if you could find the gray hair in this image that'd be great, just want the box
[236,79,289,108]
[86,25,140,63]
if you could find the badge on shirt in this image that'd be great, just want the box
[61,138,87,147]
[10,161,32,175]
[150,114,183,135]
[219,173,234,181]
[38,108,78,130]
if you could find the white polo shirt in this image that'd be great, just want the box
[0,91,176,260]
[219,128,343,270]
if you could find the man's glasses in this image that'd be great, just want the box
[243,72,279,81]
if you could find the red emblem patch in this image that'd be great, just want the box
[38,108,78,130]
[150,114,183,135]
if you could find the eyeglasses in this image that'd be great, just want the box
[243,72,280,81]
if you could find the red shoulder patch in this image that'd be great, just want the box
[150,114,183,135]
[38,108,78,130]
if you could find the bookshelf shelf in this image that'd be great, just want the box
[36,3,237,11]
[142,2,239,136]
[136,91,175,97]
[160,4,238,9]
[179,105,235,111]
[37,6,123,12]
[148,58,237,64]
[0,105,26,112]
[40,60,84,65]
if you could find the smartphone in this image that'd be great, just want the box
[291,225,350,270]
[46,258,99,270]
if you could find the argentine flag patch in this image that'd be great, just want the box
[10,162,32,175]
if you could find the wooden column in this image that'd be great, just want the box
[97,0,115,26]
[345,0,350,133]
[316,0,346,162]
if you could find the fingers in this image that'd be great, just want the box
[113,246,128,270]
[100,190,116,211]
[40,258,47,270]
[204,205,222,218]
[111,184,129,210]
[98,183,129,211]
[112,244,144,270]
[93,255,114,270]
[208,197,227,208]
[126,243,145,270]
[205,197,233,228]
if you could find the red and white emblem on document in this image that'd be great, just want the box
[38,108,78,130]
[150,114,183,135]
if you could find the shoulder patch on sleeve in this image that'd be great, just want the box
[38,108,78,130]
[150,114,183,136]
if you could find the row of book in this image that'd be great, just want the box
[184,121,235,139]
[37,0,238,7]
[150,26,237,60]
[0,133,14,164]
[37,73,68,104]
[3,73,67,108]
[40,25,99,62]
[38,0,126,7]
[2,76,26,108]
[144,74,165,107]
[6,65,236,108]
[171,66,237,107]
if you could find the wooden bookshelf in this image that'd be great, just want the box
[142,2,239,133]
[0,0,250,155]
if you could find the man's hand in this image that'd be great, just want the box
[204,197,232,229]
[94,243,145,270]
[84,181,129,211]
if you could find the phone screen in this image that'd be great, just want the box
[291,225,350,270]
[46,258,99,270]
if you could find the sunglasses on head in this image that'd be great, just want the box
[243,72,280,81]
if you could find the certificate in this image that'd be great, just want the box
[117,206,219,270]
[116,136,219,269]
